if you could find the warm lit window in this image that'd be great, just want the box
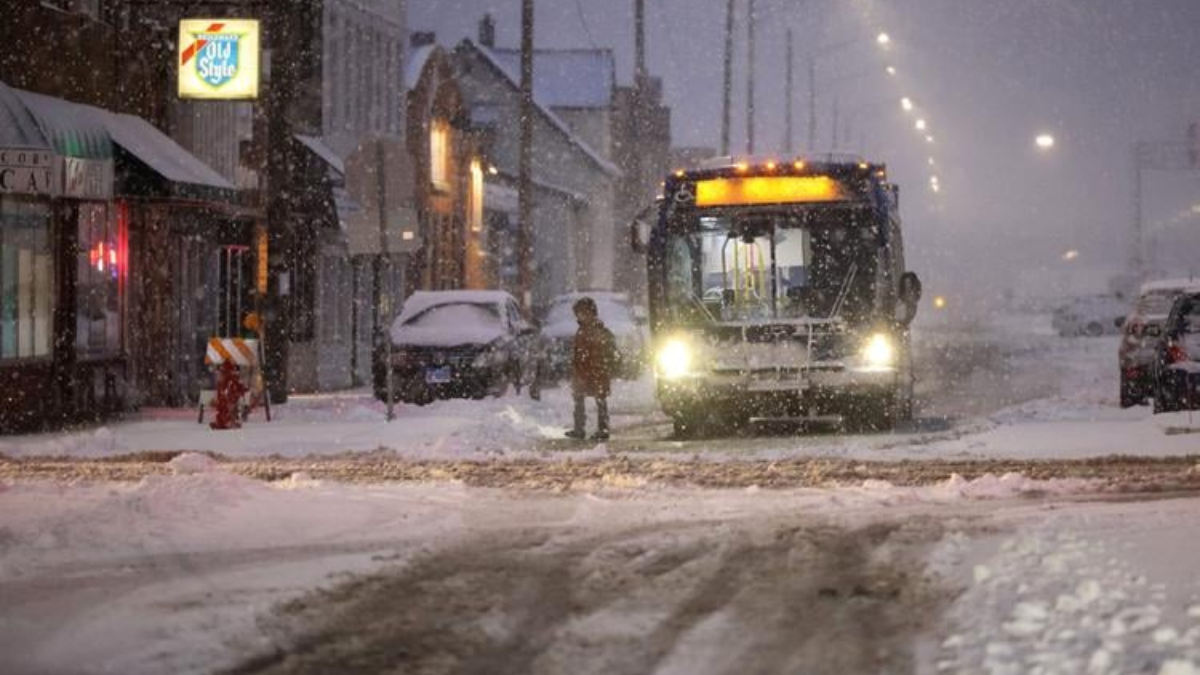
[430,119,450,190]
[469,159,485,232]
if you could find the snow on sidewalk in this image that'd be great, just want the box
[929,498,1200,675]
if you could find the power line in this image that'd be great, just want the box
[572,0,599,48]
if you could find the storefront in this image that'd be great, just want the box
[1,80,242,431]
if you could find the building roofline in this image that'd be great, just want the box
[455,39,620,178]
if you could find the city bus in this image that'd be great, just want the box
[640,156,922,437]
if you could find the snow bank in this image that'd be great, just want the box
[931,499,1200,674]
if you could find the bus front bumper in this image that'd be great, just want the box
[656,368,900,417]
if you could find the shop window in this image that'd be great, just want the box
[76,203,125,358]
[0,197,53,361]
[430,119,450,191]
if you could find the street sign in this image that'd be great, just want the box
[178,19,261,100]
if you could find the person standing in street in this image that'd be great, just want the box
[566,297,617,441]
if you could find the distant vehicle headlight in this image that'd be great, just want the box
[861,333,896,371]
[656,338,693,380]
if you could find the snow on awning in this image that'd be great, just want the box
[16,88,113,161]
[0,80,51,152]
[294,134,345,177]
[100,111,237,201]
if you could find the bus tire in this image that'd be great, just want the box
[843,393,896,434]
[672,410,705,439]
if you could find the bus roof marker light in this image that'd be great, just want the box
[793,160,805,170]
[766,161,778,171]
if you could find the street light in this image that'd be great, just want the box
[915,118,927,131]
[886,66,897,76]
[1036,133,1056,150]
[876,32,891,46]
[925,135,935,143]
[900,97,914,112]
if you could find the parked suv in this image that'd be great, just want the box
[1150,291,1200,414]
[538,292,647,383]
[1119,278,1200,407]
[373,291,539,405]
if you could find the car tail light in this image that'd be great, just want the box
[1168,342,1190,364]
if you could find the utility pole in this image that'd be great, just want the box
[746,0,756,155]
[635,0,646,82]
[518,0,534,309]
[831,95,839,149]
[721,0,735,156]
[784,28,793,154]
[807,56,816,151]
[1132,142,1145,282]
[263,0,299,404]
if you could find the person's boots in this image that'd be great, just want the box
[565,429,587,440]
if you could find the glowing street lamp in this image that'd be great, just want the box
[876,32,891,46]
[1036,133,1056,150]
[900,97,914,112]
[886,66,897,76]
[915,118,927,131]
[925,135,935,143]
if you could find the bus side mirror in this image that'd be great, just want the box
[629,203,657,254]
[630,220,646,253]
[899,272,922,326]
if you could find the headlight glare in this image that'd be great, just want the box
[861,333,896,370]
[656,338,693,379]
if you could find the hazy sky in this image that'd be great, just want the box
[413,0,1200,298]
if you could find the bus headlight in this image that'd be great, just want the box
[861,333,896,370]
[656,338,693,380]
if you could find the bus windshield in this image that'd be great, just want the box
[662,212,878,325]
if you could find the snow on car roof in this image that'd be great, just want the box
[1140,278,1200,294]
[396,290,515,325]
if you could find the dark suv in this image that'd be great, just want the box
[1151,291,1200,414]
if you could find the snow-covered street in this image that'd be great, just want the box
[3,316,1200,674]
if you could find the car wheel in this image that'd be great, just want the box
[1085,322,1104,337]
[1119,372,1142,408]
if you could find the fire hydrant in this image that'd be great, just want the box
[210,361,247,430]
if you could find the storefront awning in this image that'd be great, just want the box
[0,81,51,152]
[295,134,345,177]
[16,89,112,161]
[101,111,238,203]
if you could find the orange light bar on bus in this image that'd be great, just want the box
[694,176,844,207]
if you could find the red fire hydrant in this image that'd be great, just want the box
[210,361,247,430]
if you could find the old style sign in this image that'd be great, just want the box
[178,19,261,100]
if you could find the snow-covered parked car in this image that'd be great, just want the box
[373,291,539,405]
[1051,294,1129,338]
[1119,278,1200,407]
[538,292,647,382]
[1150,291,1200,413]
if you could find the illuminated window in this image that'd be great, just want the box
[76,203,125,358]
[469,159,484,232]
[430,119,450,190]
[0,197,53,360]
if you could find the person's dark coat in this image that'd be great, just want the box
[572,317,617,398]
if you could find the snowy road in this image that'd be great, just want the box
[3,314,1200,674]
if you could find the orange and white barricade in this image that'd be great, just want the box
[198,337,271,423]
